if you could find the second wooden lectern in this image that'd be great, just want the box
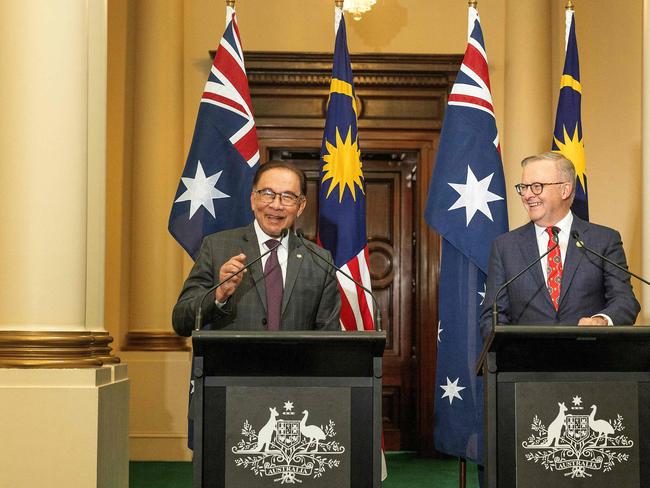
[477,325,650,488]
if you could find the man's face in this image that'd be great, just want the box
[520,159,572,227]
[250,167,306,237]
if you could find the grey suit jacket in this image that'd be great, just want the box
[172,224,341,336]
[480,215,640,339]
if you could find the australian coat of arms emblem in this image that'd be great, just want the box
[231,400,345,484]
[521,396,634,478]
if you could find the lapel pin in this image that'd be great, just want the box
[296,253,303,259]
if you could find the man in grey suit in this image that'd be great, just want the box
[480,152,640,339]
[173,161,341,336]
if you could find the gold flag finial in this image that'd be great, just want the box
[226,0,235,7]
[566,0,575,10]
[335,0,344,8]
[468,0,478,7]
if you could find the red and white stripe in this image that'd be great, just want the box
[337,246,375,331]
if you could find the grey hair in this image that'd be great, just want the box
[521,152,576,202]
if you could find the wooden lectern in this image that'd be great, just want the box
[192,330,385,488]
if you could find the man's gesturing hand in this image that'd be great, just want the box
[215,253,247,303]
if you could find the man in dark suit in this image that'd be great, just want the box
[480,152,640,339]
[173,161,341,336]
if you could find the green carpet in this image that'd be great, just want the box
[130,453,480,487]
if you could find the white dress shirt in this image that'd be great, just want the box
[534,211,573,282]
[253,220,289,284]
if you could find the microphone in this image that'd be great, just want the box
[296,229,382,332]
[193,228,288,331]
[491,226,560,330]
[571,231,650,286]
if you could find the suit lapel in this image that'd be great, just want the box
[242,225,267,312]
[518,223,555,310]
[558,215,587,307]
[282,233,303,314]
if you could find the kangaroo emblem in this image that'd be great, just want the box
[543,402,567,447]
[254,407,278,452]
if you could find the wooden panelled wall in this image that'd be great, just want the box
[242,52,461,454]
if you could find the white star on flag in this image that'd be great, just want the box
[448,165,503,226]
[175,160,229,218]
[437,321,443,343]
[440,377,466,405]
[479,283,486,305]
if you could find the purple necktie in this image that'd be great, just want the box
[263,239,283,330]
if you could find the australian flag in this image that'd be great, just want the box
[424,6,508,464]
[318,12,374,331]
[168,6,258,450]
[168,5,259,259]
[552,7,588,220]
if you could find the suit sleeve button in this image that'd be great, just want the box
[262,318,267,325]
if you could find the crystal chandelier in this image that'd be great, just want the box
[343,0,377,21]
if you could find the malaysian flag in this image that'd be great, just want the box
[168,5,259,259]
[552,5,588,220]
[317,10,374,332]
[424,5,508,463]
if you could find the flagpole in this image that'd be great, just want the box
[455,4,477,486]
[459,4,477,486]
[564,0,574,49]
[335,0,344,32]
[456,4,476,486]
[617,5,650,304]
[226,0,235,27]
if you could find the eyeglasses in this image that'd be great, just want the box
[514,182,567,196]
[253,188,304,207]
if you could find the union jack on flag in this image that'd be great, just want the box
[425,5,508,464]
[168,5,259,259]
[317,10,374,332]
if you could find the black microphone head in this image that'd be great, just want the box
[551,226,560,237]
[295,229,305,238]
[571,230,585,248]
[280,228,289,238]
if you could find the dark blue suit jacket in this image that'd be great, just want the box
[480,214,640,338]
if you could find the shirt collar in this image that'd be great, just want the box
[253,220,289,249]
[534,210,574,238]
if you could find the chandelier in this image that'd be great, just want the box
[343,0,377,21]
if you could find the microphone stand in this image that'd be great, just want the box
[193,228,288,332]
[572,231,650,286]
[296,230,382,332]
[491,228,560,330]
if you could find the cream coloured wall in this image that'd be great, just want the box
[575,1,643,314]
[106,0,645,460]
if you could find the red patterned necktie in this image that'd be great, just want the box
[546,226,562,310]
[264,239,283,330]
